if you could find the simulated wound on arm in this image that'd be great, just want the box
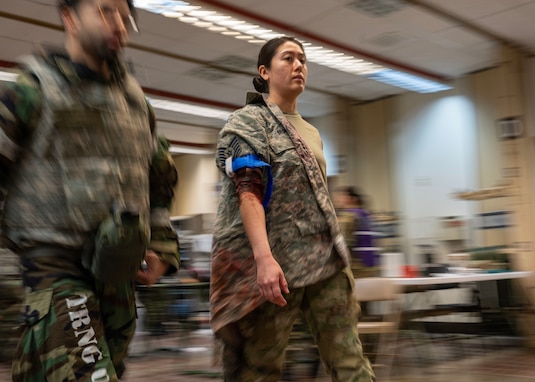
[232,167,264,205]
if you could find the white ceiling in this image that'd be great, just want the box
[1,0,534,145]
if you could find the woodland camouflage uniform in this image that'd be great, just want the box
[0,47,179,381]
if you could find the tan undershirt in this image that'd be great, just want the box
[284,112,327,183]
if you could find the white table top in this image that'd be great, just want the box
[389,270,532,286]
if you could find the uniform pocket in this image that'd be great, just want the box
[22,288,53,326]
[294,219,330,237]
[269,138,295,155]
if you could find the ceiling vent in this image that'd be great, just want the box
[347,0,407,17]
[187,66,234,82]
[187,55,255,82]
[366,32,407,48]
[216,55,256,71]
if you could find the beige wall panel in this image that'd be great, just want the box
[473,68,508,214]
[496,47,524,118]
[170,154,219,217]
[349,99,394,213]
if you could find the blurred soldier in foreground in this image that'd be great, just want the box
[0,0,180,380]
[0,249,23,362]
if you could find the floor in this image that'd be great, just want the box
[1,329,535,382]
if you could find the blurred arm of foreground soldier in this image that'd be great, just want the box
[0,73,42,247]
[234,168,289,306]
[137,124,180,286]
[0,73,42,191]
[136,249,169,285]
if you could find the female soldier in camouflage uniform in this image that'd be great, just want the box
[211,36,374,381]
[0,0,180,380]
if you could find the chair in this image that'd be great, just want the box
[354,277,402,380]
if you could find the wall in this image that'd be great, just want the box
[497,51,535,274]
[170,153,220,217]
[349,97,395,213]
[518,56,535,272]
[472,66,512,248]
[339,78,479,263]
[393,78,480,262]
[307,98,353,179]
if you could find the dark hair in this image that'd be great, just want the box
[253,36,305,93]
[58,0,137,20]
[344,186,364,207]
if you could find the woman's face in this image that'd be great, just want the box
[260,41,307,99]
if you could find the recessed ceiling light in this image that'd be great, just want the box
[193,21,213,28]
[208,26,227,32]
[147,97,231,120]
[178,16,198,23]
[169,145,215,155]
[162,11,183,18]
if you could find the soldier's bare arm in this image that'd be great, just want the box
[235,168,289,307]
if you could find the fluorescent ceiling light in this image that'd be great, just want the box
[147,97,231,120]
[169,145,215,155]
[366,69,452,93]
[134,0,452,93]
[0,71,18,82]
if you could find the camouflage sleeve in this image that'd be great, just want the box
[148,133,180,274]
[0,72,42,183]
[216,105,271,194]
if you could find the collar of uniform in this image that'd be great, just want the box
[245,92,266,106]
[35,45,127,85]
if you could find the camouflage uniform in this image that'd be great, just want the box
[0,249,23,362]
[211,93,374,381]
[0,47,179,381]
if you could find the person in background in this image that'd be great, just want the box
[334,187,358,260]
[0,0,180,380]
[335,187,380,277]
[210,36,374,381]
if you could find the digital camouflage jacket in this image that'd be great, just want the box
[210,93,349,333]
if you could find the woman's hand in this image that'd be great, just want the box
[136,249,170,286]
[255,254,290,307]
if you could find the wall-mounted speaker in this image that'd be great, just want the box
[497,116,523,140]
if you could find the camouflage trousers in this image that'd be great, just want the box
[12,276,137,382]
[218,267,375,382]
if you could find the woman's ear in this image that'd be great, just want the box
[258,65,269,82]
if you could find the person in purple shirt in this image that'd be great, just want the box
[336,187,380,268]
